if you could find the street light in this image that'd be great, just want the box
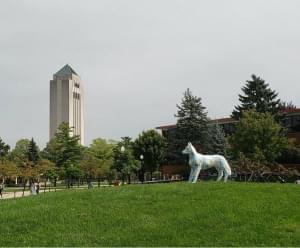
[121,146,125,153]
[119,146,125,185]
[139,154,144,184]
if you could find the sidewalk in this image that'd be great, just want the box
[1,190,31,199]
[1,188,62,200]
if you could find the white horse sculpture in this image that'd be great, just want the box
[182,142,231,183]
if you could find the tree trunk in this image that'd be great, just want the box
[248,172,254,182]
[128,175,131,184]
[22,179,27,196]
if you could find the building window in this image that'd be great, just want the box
[75,83,80,88]
[73,92,80,100]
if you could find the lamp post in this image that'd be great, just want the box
[139,154,144,184]
[120,146,125,184]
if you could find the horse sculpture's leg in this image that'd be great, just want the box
[217,170,223,181]
[188,166,195,182]
[192,166,201,183]
[223,170,229,182]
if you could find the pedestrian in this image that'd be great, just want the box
[0,184,3,198]
[36,183,40,194]
[30,183,37,195]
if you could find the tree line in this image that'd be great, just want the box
[1,74,299,185]
[0,124,167,187]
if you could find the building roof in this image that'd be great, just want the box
[156,124,177,130]
[281,108,300,114]
[156,109,300,130]
[54,64,78,76]
[156,117,237,130]
[212,117,237,124]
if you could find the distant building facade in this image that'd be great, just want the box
[50,64,84,145]
[156,108,300,146]
[156,109,300,177]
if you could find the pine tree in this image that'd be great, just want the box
[43,122,83,168]
[205,123,227,155]
[232,74,281,120]
[27,138,40,165]
[169,89,208,162]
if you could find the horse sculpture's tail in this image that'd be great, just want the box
[222,157,232,176]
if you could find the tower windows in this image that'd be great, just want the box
[73,92,80,100]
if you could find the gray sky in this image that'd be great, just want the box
[1,0,300,148]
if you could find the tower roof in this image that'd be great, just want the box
[54,64,78,77]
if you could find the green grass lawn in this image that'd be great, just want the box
[0,182,299,246]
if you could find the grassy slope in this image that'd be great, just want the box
[0,182,299,247]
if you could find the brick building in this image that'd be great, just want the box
[156,109,300,177]
[157,108,300,145]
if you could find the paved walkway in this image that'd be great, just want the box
[1,188,63,200]
[1,190,31,199]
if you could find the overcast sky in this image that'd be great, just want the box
[1,0,300,148]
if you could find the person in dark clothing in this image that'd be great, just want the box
[0,184,3,198]
[36,183,40,194]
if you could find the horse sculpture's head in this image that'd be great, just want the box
[182,142,193,154]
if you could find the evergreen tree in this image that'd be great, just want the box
[43,122,83,168]
[205,123,227,155]
[43,123,83,187]
[169,89,208,162]
[27,138,40,165]
[232,74,281,120]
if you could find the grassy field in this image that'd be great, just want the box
[0,182,299,247]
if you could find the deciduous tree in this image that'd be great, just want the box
[9,139,30,165]
[0,160,18,183]
[230,110,288,164]
[134,130,166,179]
[112,137,140,183]
[0,137,10,162]
[81,138,115,184]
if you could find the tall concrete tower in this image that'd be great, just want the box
[50,64,84,145]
